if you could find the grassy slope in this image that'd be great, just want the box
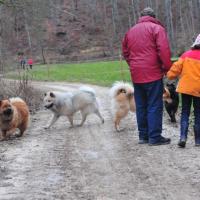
[8,61,131,86]
[7,58,178,86]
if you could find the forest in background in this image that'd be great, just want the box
[0,0,200,68]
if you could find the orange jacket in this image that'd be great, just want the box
[167,50,200,97]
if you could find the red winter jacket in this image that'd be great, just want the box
[122,16,172,83]
[28,59,33,65]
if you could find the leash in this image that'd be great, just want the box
[119,50,125,82]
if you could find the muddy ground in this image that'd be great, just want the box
[0,82,200,200]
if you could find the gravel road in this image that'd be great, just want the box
[0,82,200,200]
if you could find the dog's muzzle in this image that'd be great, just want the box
[3,108,13,116]
[45,103,54,109]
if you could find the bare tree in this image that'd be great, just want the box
[0,0,200,64]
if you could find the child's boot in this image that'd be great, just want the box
[178,122,188,148]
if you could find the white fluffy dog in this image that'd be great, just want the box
[43,86,104,128]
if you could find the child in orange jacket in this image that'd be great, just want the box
[167,34,200,148]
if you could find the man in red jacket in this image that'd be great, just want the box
[122,7,172,145]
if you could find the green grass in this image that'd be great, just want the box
[7,57,179,87]
[7,60,131,86]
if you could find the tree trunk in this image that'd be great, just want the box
[23,9,33,56]
[41,46,46,64]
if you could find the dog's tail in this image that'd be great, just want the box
[10,97,26,103]
[79,86,96,96]
[109,81,134,98]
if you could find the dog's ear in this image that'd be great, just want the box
[50,92,55,98]
[171,84,176,90]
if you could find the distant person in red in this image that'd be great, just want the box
[28,58,33,69]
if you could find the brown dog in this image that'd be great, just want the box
[0,97,29,140]
[110,82,135,131]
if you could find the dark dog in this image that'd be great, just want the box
[163,83,179,123]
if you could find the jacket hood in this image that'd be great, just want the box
[138,16,164,27]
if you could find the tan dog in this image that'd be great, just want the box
[110,81,135,131]
[0,97,29,140]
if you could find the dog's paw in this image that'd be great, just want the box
[170,119,177,123]
[15,133,23,138]
[116,126,125,132]
[0,136,8,141]
[77,124,83,127]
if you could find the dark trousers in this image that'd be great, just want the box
[134,79,163,143]
[180,94,200,141]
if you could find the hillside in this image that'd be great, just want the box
[0,0,200,65]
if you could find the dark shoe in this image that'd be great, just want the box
[178,140,186,148]
[195,143,200,147]
[138,139,148,144]
[149,137,171,146]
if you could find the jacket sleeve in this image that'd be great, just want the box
[155,26,172,73]
[122,33,130,65]
[167,58,183,80]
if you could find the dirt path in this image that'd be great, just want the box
[0,82,200,200]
